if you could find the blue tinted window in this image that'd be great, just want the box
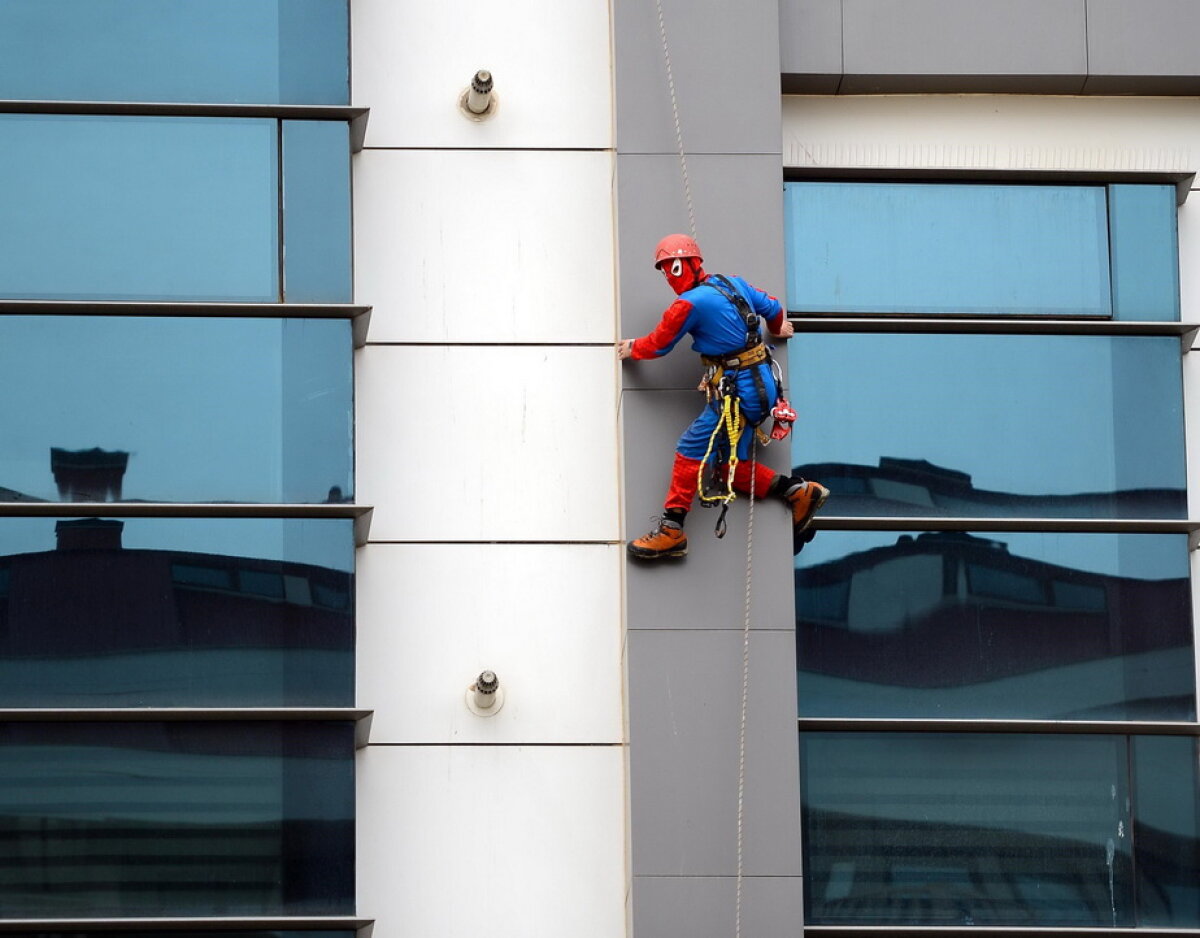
[283,121,352,303]
[1109,184,1181,321]
[796,531,1194,720]
[785,182,1113,316]
[802,732,1200,927]
[789,334,1186,518]
[0,518,353,707]
[0,317,353,504]
[0,115,278,301]
[801,733,1136,926]
[0,0,348,105]
[0,721,354,917]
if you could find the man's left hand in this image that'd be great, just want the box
[771,320,795,340]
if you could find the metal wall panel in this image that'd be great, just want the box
[357,542,624,743]
[354,149,617,344]
[613,0,782,154]
[628,629,803,876]
[1086,0,1200,93]
[632,875,804,938]
[840,0,1087,93]
[356,745,627,938]
[780,0,843,93]
[350,0,612,148]
[356,345,620,541]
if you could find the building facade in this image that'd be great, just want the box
[2,2,1200,938]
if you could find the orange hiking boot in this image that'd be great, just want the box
[784,480,829,533]
[628,517,688,560]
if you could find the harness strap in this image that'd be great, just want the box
[703,274,761,349]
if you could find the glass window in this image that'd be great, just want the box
[0,115,352,303]
[0,115,278,302]
[1133,736,1200,926]
[0,0,349,105]
[282,121,352,303]
[0,518,354,707]
[796,531,1195,720]
[0,721,354,917]
[1109,184,1181,321]
[785,182,1114,316]
[801,732,1152,927]
[0,317,353,504]
[789,334,1186,519]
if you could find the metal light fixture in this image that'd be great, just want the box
[459,69,498,121]
[466,669,505,716]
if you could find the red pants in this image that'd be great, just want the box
[664,454,777,512]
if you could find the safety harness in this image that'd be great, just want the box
[694,275,796,537]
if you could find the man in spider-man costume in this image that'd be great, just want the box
[618,234,828,560]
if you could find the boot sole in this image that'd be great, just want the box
[627,543,688,560]
[794,486,829,533]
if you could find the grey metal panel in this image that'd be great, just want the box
[632,875,803,937]
[1086,0,1200,84]
[627,629,803,876]
[613,0,783,155]
[617,153,788,392]
[840,0,1086,88]
[622,388,796,611]
[779,0,842,91]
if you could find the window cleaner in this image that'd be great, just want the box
[618,234,828,560]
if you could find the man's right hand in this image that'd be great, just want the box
[617,339,634,360]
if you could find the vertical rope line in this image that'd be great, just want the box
[654,0,697,240]
[734,436,756,938]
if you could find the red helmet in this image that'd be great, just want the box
[653,234,702,269]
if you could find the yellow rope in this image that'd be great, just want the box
[696,391,744,507]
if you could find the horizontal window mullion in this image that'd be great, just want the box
[0,919,372,933]
[800,717,1200,736]
[0,103,369,151]
[786,315,1198,347]
[0,505,373,546]
[0,301,373,347]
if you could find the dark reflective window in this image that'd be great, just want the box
[797,531,1194,720]
[1133,736,1200,926]
[0,0,349,105]
[0,518,353,707]
[0,721,354,917]
[0,933,353,938]
[789,334,1186,519]
[0,317,353,504]
[801,732,1160,926]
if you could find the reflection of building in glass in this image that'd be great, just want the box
[0,518,353,707]
[51,446,129,501]
[797,531,1194,719]
[794,456,1186,519]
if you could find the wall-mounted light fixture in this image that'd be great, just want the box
[459,69,498,121]
[466,669,505,716]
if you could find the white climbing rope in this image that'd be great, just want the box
[654,0,697,241]
[734,438,756,938]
